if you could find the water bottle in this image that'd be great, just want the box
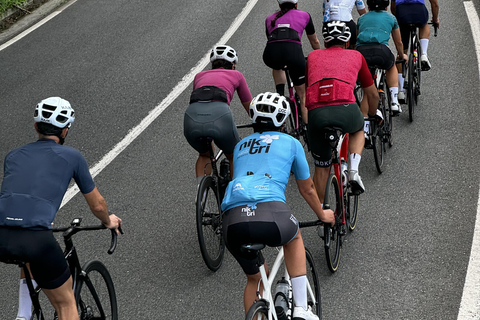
[274,278,290,320]
[341,159,348,187]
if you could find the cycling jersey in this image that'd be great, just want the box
[221,132,310,211]
[305,47,373,110]
[265,9,315,44]
[394,0,424,4]
[357,10,399,47]
[0,139,95,230]
[193,68,252,105]
[323,0,365,22]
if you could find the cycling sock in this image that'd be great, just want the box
[349,153,361,172]
[17,279,34,320]
[196,176,203,186]
[420,39,429,56]
[275,84,285,97]
[291,275,308,311]
[364,118,370,133]
[398,74,405,92]
[390,87,399,104]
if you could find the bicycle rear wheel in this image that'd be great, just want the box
[75,260,118,320]
[413,41,422,106]
[305,247,322,319]
[323,173,342,273]
[371,117,384,174]
[196,175,225,271]
[407,52,415,122]
[245,300,269,320]
[346,191,359,231]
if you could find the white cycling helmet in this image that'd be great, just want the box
[278,0,298,4]
[210,45,238,64]
[250,92,291,128]
[322,20,351,43]
[34,97,75,128]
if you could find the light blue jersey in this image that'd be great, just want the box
[323,0,366,22]
[357,10,399,46]
[221,132,310,211]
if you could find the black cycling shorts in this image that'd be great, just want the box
[184,101,240,155]
[395,3,429,50]
[263,41,306,86]
[308,103,364,167]
[0,227,70,289]
[357,44,395,70]
[222,201,299,275]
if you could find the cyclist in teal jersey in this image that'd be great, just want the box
[0,97,122,320]
[391,0,439,100]
[221,92,334,320]
[357,0,408,115]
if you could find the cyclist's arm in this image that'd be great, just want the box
[392,28,407,61]
[307,33,321,50]
[357,8,367,15]
[429,0,439,26]
[241,100,252,114]
[296,178,335,225]
[83,187,121,229]
[364,84,379,116]
[391,0,396,15]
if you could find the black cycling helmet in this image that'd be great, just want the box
[322,21,351,43]
[367,0,389,10]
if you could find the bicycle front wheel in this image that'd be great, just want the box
[245,300,269,320]
[196,175,225,271]
[305,247,322,319]
[323,174,342,273]
[75,260,118,320]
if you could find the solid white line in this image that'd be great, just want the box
[59,0,259,207]
[458,3,480,319]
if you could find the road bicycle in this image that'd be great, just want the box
[196,124,252,271]
[243,231,321,320]
[404,22,438,122]
[2,217,120,320]
[281,66,309,151]
[321,127,360,272]
[365,65,394,174]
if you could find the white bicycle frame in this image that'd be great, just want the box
[253,247,317,320]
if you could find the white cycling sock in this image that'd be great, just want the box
[420,39,429,56]
[363,118,370,133]
[17,279,35,320]
[196,176,203,186]
[291,275,308,311]
[349,153,361,172]
[390,87,399,104]
[398,74,405,92]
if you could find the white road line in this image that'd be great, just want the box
[59,0,259,207]
[458,3,480,319]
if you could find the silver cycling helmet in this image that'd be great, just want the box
[250,92,291,128]
[278,0,298,3]
[322,20,351,43]
[210,45,238,64]
[34,97,75,128]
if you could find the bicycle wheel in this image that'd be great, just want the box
[413,41,422,106]
[245,300,269,320]
[371,115,384,174]
[305,247,322,319]
[196,175,225,271]
[75,260,118,320]
[346,191,359,231]
[407,52,415,122]
[323,173,342,273]
[381,75,393,148]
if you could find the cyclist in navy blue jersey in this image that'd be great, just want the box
[221,92,334,320]
[0,97,122,320]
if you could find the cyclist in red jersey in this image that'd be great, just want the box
[305,21,380,202]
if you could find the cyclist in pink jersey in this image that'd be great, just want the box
[184,45,253,186]
[263,0,321,124]
[306,21,380,202]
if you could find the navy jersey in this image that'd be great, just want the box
[0,139,95,230]
[221,131,310,211]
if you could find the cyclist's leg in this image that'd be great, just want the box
[273,69,287,96]
[43,277,78,320]
[263,42,287,96]
[289,44,308,123]
[212,107,240,179]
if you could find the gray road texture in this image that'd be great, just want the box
[0,0,479,319]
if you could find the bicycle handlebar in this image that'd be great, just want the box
[299,219,323,228]
[428,22,438,37]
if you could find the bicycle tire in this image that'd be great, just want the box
[75,260,118,320]
[245,299,269,320]
[413,40,422,106]
[346,191,359,231]
[407,51,415,122]
[196,175,225,271]
[371,112,384,174]
[323,174,342,273]
[305,247,322,319]
[382,74,393,148]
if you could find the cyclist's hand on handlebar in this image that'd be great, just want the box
[104,213,123,235]
[320,208,335,227]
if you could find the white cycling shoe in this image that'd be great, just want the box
[398,91,406,104]
[292,306,319,320]
[348,170,365,194]
[391,102,402,115]
[421,54,431,71]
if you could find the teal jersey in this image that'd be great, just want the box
[356,10,399,46]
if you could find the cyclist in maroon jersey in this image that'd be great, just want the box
[263,0,321,124]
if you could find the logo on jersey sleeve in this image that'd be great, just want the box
[238,135,279,155]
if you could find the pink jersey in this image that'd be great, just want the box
[265,9,315,44]
[305,47,373,110]
[193,68,252,105]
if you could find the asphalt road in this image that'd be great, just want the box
[0,0,479,319]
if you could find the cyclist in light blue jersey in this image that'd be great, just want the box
[222,92,334,320]
[322,0,367,48]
